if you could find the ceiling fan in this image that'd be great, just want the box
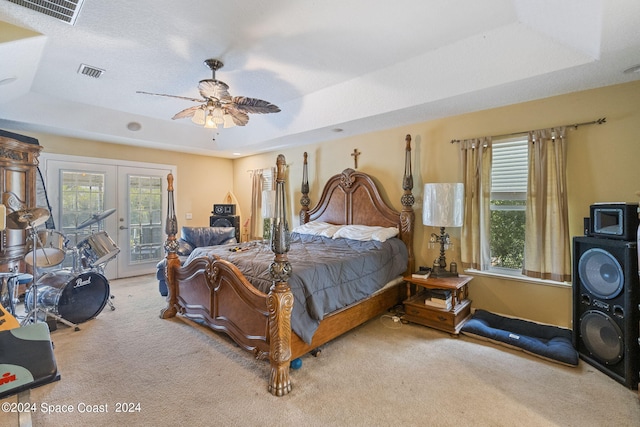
[137,59,280,129]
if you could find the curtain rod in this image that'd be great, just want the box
[247,164,290,173]
[450,117,606,144]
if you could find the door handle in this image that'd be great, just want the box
[119,226,128,230]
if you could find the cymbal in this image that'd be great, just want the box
[6,208,50,230]
[77,208,117,229]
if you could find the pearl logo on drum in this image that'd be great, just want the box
[74,276,92,288]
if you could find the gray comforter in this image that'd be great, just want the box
[185,232,408,344]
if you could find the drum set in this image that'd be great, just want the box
[1,207,120,330]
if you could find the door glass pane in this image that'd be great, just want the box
[128,174,163,263]
[60,171,106,269]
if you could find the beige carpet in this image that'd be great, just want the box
[2,274,639,427]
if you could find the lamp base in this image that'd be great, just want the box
[429,266,459,278]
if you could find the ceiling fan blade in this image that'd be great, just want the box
[172,105,203,120]
[225,106,250,126]
[198,80,232,101]
[136,91,205,103]
[232,96,281,114]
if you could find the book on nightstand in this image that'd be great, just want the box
[424,289,453,310]
[424,299,452,310]
[427,288,452,299]
[411,268,431,279]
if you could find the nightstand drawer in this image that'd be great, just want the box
[403,296,471,334]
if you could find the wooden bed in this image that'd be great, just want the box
[160,135,415,396]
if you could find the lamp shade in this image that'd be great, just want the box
[423,183,464,227]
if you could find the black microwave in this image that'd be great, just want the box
[589,203,639,241]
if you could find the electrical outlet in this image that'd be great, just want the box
[185,212,193,220]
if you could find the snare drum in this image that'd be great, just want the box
[25,230,67,268]
[25,270,110,324]
[77,231,120,267]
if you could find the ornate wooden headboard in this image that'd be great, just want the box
[307,168,399,228]
[298,135,415,273]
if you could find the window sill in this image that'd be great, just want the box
[463,268,571,289]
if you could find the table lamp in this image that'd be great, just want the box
[423,183,464,277]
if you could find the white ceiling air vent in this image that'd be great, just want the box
[78,64,105,78]
[7,0,86,25]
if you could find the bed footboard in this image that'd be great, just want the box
[178,258,272,356]
[161,253,294,394]
[160,156,294,396]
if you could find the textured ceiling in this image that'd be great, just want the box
[0,0,639,157]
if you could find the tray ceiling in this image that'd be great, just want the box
[1,0,639,157]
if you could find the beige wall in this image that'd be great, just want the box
[235,80,640,329]
[6,80,639,328]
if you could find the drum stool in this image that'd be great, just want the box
[14,273,32,299]
[1,274,32,318]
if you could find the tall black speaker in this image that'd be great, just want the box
[573,236,640,389]
[210,215,240,243]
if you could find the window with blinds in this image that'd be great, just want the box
[489,136,528,271]
[491,137,528,201]
[262,168,274,191]
[261,168,276,239]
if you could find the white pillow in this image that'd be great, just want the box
[332,225,399,242]
[291,221,342,238]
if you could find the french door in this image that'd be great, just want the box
[40,154,175,279]
[116,166,168,277]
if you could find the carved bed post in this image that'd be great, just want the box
[160,172,179,319]
[267,154,294,396]
[400,135,416,274]
[299,152,310,224]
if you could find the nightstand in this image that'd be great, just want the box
[402,275,473,335]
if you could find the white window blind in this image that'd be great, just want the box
[261,168,276,219]
[262,168,274,191]
[491,138,528,199]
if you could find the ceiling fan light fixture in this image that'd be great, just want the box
[212,107,224,119]
[223,115,236,128]
[204,111,216,129]
[139,58,279,132]
[191,108,206,125]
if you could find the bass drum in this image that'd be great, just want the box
[26,270,110,324]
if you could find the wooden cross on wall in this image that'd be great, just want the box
[351,148,361,169]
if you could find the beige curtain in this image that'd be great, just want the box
[249,169,263,240]
[522,127,571,282]
[459,137,492,270]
